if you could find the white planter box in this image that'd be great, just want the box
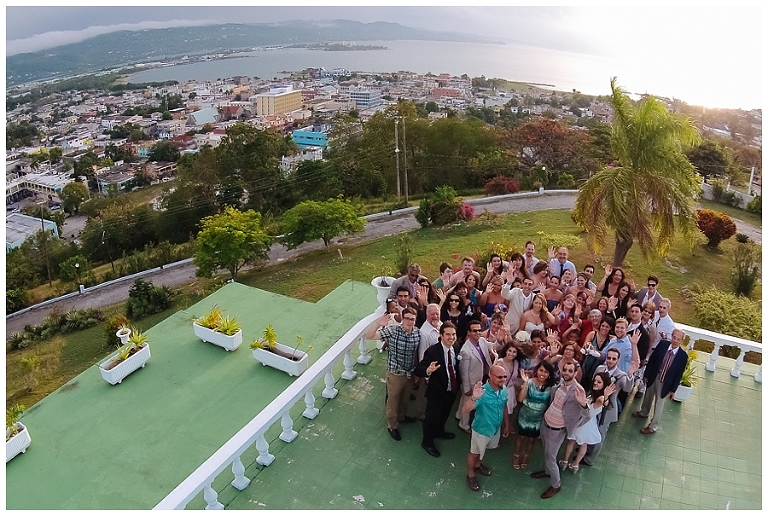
[6,423,31,463]
[673,384,693,402]
[371,276,395,311]
[99,344,151,385]
[253,343,309,377]
[192,323,243,351]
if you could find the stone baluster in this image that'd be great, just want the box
[203,483,224,510]
[706,343,721,372]
[255,434,275,466]
[755,365,762,383]
[322,370,338,399]
[303,389,319,419]
[279,412,298,442]
[231,456,251,490]
[730,348,746,378]
[357,336,372,365]
[341,349,357,380]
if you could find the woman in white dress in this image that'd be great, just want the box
[519,293,555,333]
[559,371,615,473]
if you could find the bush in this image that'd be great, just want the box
[394,234,414,276]
[696,209,737,248]
[692,287,761,342]
[126,279,174,320]
[747,195,762,215]
[720,190,739,207]
[710,179,726,202]
[735,233,750,244]
[105,314,130,349]
[534,231,581,252]
[414,186,466,228]
[556,172,576,189]
[731,243,761,297]
[6,288,30,313]
[483,176,520,196]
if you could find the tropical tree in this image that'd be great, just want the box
[573,77,701,266]
[60,181,90,214]
[280,197,366,249]
[194,207,273,281]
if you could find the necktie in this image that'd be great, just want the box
[473,341,490,382]
[559,262,564,277]
[447,350,457,393]
[659,349,674,382]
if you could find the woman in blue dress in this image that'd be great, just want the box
[513,360,555,469]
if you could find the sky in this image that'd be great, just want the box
[4,5,764,109]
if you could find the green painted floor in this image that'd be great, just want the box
[6,280,762,510]
[5,280,378,510]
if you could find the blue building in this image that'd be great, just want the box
[291,124,331,149]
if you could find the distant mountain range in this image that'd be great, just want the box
[6,20,502,86]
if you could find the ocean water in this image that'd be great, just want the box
[128,39,758,109]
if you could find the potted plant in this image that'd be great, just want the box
[99,327,151,385]
[6,404,31,463]
[673,350,699,402]
[116,324,131,345]
[192,305,243,351]
[371,266,396,309]
[250,325,310,377]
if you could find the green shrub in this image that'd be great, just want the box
[414,185,465,228]
[735,233,750,244]
[394,234,414,276]
[483,175,520,196]
[556,172,576,189]
[6,288,31,313]
[731,243,761,297]
[692,287,761,342]
[696,209,737,248]
[746,195,762,215]
[721,190,739,207]
[534,231,581,251]
[126,278,174,320]
[710,179,726,202]
[105,314,131,349]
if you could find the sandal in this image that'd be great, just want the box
[475,463,492,477]
[558,460,569,472]
[569,463,579,474]
[513,454,521,470]
[466,475,480,491]
[521,453,529,469]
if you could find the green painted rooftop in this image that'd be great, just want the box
[5,281,762,510]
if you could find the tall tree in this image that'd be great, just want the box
[280,197,366,248]
[60,181,90,214]
[573,78,701,266]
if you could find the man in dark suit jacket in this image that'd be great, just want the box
[632,328,688,435]
[413,322,461,457]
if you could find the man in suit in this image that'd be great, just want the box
[582,348,632,466]
[632,328,688,435]
[388,263,428,301]
[456,319,494,433]
[635,275,663,309]
[414,322,460,458]
[500,276,535,334]
[531,359,591,499]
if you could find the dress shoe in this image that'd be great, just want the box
[634,391,644,399]
[631,411,646,418]
[388,428,401,441]
[437,432,456,440]
[530,470,550,479]
[640,426,655,435]
[402,416,416,424]
[466,475,480,491]
[541,486,561,499]
[422,443,441,457]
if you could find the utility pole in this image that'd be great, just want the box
[394,118,401,202]
[39,204,52,286]
[401,116,409,203]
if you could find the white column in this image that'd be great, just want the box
[357,336,372,365]
[255,435,275,466]
[279,412,298,442]
[203,484,224,510]
[730,348,746,378]
[231,456,251,490]
[755,365,762,383]
[341,350,357,380]
[706,343,721,372]
[302,390,319,419]
[322,370,338,399]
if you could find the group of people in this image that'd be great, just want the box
[364,242,689,497]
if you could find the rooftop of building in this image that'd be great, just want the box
[5,281,762,510]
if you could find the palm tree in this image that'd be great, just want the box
[573,78,701,267]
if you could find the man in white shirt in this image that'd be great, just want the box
[411,304,442,420]
[524,241,540,277]
[547,246,576,279]
[651,298,675,352]
[450,256,481,288]
[500,276,535,334]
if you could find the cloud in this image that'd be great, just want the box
[6,19,217,56]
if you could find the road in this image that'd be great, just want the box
[5,192,761,338]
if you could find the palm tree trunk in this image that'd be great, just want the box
[613,237,633,267]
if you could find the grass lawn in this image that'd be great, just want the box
[697,198,762,227]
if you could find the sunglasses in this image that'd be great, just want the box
[449,298,460,302]
[647,283,657,287]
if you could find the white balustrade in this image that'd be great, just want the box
[341,350,357,380]
[357,336,372,365]
[279,412,298,443]
[676,323,762,383]
[153,312,380,510]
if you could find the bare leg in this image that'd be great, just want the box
[573,443,589,465]
[563,439,576,463]
[467,452,480,478]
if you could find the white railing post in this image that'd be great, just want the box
[279,412,298,443]
[706,343,721,372]
[341,350,357,380]
[302,389,319,419]
[255,434,275,466]
[357,336,372,364]
[731,349,746,378]
[203,484,224,510]
[755,365,762,383]
[322,370,338,399]
[231,456,250,490]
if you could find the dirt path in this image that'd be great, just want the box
[6,193,761,338]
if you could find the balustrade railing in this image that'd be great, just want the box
[152,312,380,510]
[677,323,762,383]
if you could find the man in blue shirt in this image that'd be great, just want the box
[462,364,509,492]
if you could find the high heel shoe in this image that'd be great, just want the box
[513,454,521,470]
[569,463,579,474]
[521,453,529,469]
[558,460,569,471]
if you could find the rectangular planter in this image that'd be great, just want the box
[192,323,243,351]
[6,423,31,463]
[253,343,309,377]
[99,344,151,385]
